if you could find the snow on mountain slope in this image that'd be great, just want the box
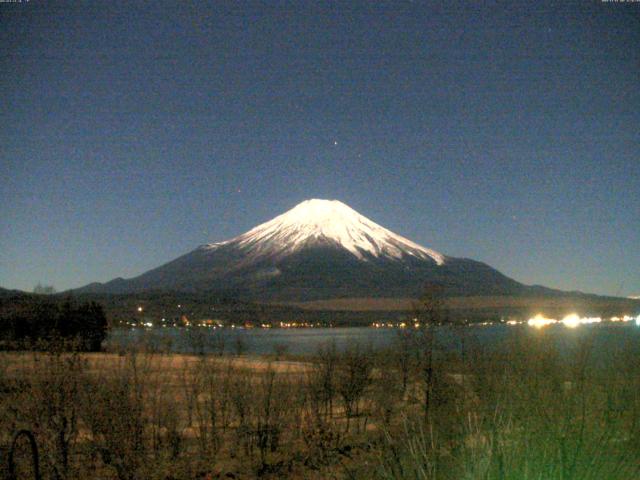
[203,199,445,265]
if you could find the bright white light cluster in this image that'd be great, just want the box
[527,313,640,329]
[527,314,558,328]
[560,313,602,328]
[610,315,639,324]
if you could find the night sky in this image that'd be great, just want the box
[1,1,639,297]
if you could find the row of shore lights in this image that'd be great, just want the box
[527,313,640,329]
[135,305,639,330]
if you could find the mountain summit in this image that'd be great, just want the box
[76,199,530,300]
[203,199,445,265]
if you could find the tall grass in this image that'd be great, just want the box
[379,329,640,480]
[1,327,639,479]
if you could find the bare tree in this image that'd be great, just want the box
[412,284,447,424]
[336,343,374,432]
[394,328,414,396]
[233,333,247,356]
[23,346,86,480]
[273,343,289,361]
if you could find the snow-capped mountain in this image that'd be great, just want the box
[76,199,530,301]
[203,199,445,264]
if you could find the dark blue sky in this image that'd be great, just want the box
[1,1,638,297]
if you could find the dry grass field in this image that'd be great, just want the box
[2,327,640,479]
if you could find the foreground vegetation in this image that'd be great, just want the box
[1,325,640,480]
[0,297,107,352]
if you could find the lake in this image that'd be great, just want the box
[107,322,640,357]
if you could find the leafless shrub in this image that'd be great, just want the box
[336,343,374,432]
[393,330,415,396]
[371,355,404,428]
[412,285,448,424]
[233,333,247,356]
[252,367,292,467]
[79,352,151,480]
[306,342,338,424]
[186,327,208,356]
[227,366,253,456]
[17,345,86,480]
[190,358,231,460]
[273,343,289,360]
[212,329,226,356]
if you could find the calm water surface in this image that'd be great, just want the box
[108,323,640,357]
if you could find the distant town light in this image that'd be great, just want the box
[137,306,143,312]
[561,313,581,329]
[527,314,557,329]
[581,316,602,325]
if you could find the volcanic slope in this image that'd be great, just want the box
[77,199,535,301]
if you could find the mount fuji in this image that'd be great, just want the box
[76,199,538,301]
